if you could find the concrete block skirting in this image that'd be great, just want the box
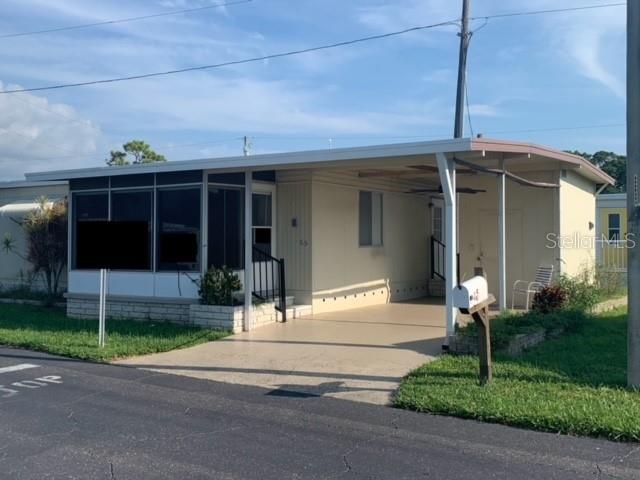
[66,294,282,332]
[450,328,551,357]
[190,302,280,333]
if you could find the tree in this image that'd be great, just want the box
[568,150,627,193]
[2,197,68,300]
[106,140,166,166]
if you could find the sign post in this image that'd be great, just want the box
[98,268,108,348]
[461,295,496,385]
[453,274,496,385]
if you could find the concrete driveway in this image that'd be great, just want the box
[116,299,445,405]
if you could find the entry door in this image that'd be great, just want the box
[252,191,274,256]
[478,209,523,298]
[252,187,277,294]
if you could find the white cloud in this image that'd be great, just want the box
[0,82,102,179]
[467,103,500,117]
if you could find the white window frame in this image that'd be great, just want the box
[252,183,277,257]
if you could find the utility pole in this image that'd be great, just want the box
[243,136,252,156]
[627,0,640,387]
[454,0,471,139]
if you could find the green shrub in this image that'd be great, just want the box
[198,266,242,306]
[532,285,568,314]
[556,273,600,312]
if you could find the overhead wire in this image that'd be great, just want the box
[0,20,461,94]
[0,0,252,39]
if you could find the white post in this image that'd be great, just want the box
[498,157,507,311]
[436,152,458,346]
[98,268,107,347]
[244,171,253,332]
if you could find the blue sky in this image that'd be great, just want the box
[0,0,626,179]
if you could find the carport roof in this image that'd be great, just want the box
[24,137,614,186]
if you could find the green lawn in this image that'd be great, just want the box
[0,303,229,362]
[395,309,640,442]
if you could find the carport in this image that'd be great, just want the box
[117,299,446,405]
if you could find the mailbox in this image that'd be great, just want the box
[453,276,489,311]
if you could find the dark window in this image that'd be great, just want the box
[208,187,244,269]
[110,173,154,188]
[156,188,201,271]
[111,190,153,270]
[359,191,383,247]
[253,228,272,255]
[208,173,244,185]
[609,213,621,241]
[156,170,202,186]
[252,193,272,227]
[253,171,276,182]
[72,192,109,269]
[70,177,109,191]
[207,171,276,185]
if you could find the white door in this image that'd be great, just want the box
[251,186,277,294]
[478,209,523,301]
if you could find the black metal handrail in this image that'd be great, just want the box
[431,236,446,281]
[252,246,287,322]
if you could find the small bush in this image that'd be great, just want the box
[198,266,242,306]
[556,273,600,312]
[532,285,568,314]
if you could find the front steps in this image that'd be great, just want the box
[275,296,313,320]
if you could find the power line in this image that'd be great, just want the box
[0,0,252,39]
[473,2,626,21]
[0,20,460,95]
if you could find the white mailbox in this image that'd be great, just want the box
[453,276,489,310]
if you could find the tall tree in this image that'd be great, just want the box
[106,140,166,166]
[568,150,627,193]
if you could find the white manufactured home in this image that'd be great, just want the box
[22,137,613,343]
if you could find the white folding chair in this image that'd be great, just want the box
[511,265,554,310]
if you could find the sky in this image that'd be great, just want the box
[0,0,627,180]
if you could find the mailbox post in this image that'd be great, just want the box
[453,276,496,385]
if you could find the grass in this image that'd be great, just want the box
[0,304,230,362]
[395,308,640,442]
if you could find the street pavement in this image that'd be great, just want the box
[1,346,639,479]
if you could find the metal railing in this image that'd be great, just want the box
[252,246,287,322]
[431,236,446,280]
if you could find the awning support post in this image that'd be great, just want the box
[436,152,458,346]
[244,170,253,332]
[498,157,507,311]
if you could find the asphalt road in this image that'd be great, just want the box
[0,347,639,479]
